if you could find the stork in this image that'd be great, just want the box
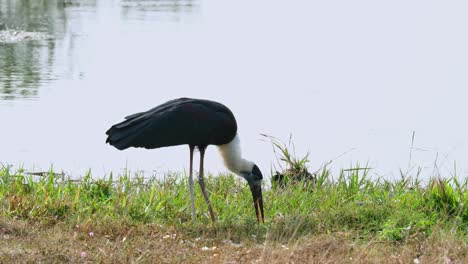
[105,98,264,223]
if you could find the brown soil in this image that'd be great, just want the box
[0,219,466,263]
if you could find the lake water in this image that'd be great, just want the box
[1,0,467,180]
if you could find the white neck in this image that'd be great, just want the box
[217,134,254,175]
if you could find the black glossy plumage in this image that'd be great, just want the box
[106,98,238,150]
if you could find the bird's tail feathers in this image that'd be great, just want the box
[105,117,151,150]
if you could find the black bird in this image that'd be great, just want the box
[106,98,264,223]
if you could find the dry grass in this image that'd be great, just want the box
[0,218,466,263]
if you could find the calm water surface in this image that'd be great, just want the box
[1,0,467,179]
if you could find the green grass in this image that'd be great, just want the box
[1,164,466,244]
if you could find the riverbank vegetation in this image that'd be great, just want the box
[0,162,466,262]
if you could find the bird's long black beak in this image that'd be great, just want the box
[248,180,264,223]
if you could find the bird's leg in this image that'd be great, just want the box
[198,146,216,222]
[189,145,196,223]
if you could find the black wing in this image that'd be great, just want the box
[106,98,238,150]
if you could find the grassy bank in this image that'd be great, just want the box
[0,165,467,262]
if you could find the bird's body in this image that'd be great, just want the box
[106,98,264,223]
[106,98,237,150]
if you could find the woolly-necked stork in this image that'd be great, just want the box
[105,98,264,223]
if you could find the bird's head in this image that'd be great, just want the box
[240,164,264,223]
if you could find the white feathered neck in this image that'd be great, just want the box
[217,134,254,175]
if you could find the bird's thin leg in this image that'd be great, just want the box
[198,146,216,222]
[189,145,196,223]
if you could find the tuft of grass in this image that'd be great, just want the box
[262,134,316,189]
